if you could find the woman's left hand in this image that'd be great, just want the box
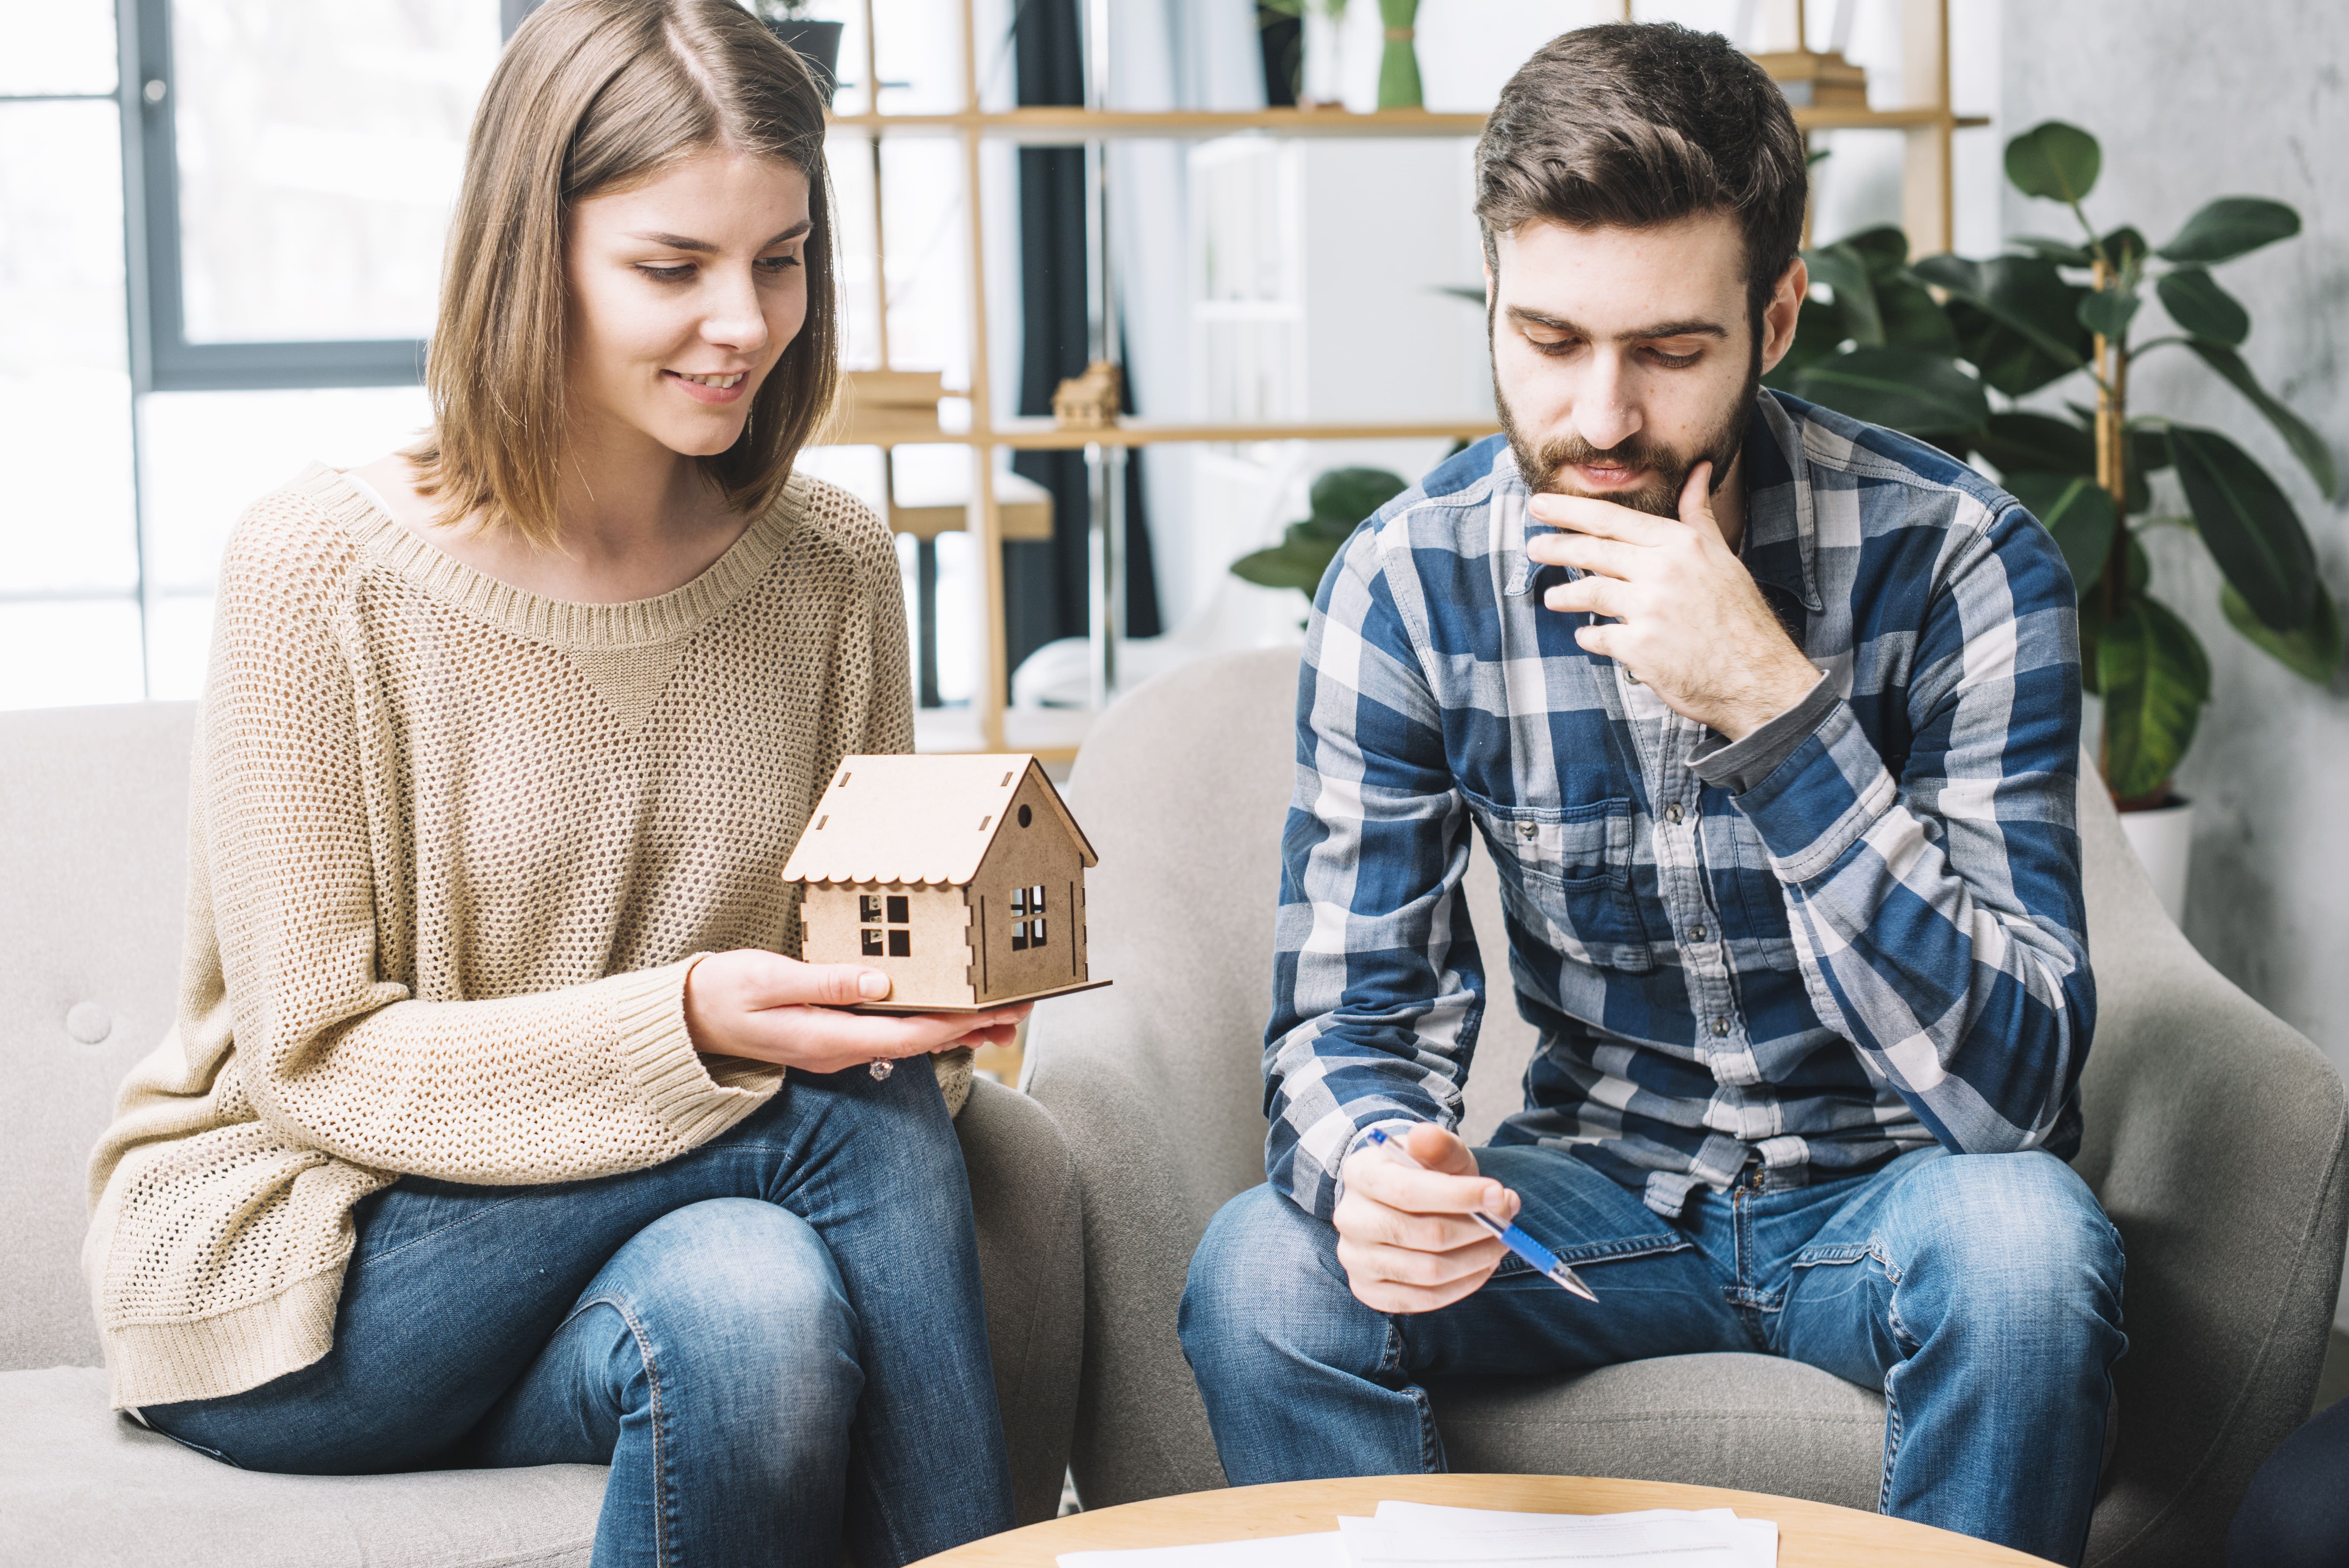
[683,949,1030,1075]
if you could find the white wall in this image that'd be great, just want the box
[2001,0,2349,1318]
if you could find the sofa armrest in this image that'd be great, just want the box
[956,1077,1085,1527]
[1024,1045,1231,1509]
[2072,784,2349,1567]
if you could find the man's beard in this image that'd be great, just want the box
[1492,353,1761,519]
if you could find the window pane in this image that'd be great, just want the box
[0,0,118,96]
[171,0,500,342]
[885,895,910,925]
[0,100,135,597]
[862,927,885,957]
[0,600,144,710]
[146,591,216,701]
[887,929,911,957]
[140,386,433,595]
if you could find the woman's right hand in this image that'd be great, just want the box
[682,949,1030,1076]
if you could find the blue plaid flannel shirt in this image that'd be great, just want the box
[1265,390,2093,1220]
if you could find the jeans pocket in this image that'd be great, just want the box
[1490,1229,1690,1281]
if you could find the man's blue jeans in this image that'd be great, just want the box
[142,1062,1016,1568]
[1181,1145,2124,1566]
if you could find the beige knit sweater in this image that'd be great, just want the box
[83,463,960,1410]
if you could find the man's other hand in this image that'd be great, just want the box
[1333,1123,1519,1314]
[1527,462,1820,741]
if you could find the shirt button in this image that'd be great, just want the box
[1690,925,1707,942]
[1518,822,1536,840]
[1665,802,1684,824]
[1712,1017,1732,1037]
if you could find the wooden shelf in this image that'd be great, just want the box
[825,105,1989,142]
[985,416,1500,450]
[825,107,1487,141]
[814,418,1500,451]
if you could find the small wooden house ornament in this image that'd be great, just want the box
[783,753,1107,1013]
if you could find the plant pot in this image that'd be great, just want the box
[2116,795,2193,927]
[764,18,843,106]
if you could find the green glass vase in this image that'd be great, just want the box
[1376,0,1422,110]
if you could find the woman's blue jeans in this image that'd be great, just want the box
[142,1061,1017,1568]
[1181,1145,2125,1567]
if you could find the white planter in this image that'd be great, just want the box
[2117,798,2194,928]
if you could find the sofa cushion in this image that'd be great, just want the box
[1431,1353,1885,1511]
[0,1367,605,1568]
[1,703,200,1371]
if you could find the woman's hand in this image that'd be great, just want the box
[682,950,1030,1076]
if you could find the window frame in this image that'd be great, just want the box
[122,0,534,392]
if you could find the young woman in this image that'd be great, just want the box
[81,4,1025,1563]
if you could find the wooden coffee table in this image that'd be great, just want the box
[913,1474,2057,1566]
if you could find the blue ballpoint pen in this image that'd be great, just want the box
[1364,1126,1599,1302]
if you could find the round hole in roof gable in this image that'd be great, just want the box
[1018,804,1033,827]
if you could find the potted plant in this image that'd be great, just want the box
[1231,466,1408,601]
[753,1,842,106]
[1770,121,2338,917]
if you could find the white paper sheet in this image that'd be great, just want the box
[1053,1502,1778,1568]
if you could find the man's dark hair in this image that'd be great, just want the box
[1475,23,1808,333]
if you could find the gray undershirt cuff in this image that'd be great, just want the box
[1690,669,1836,795]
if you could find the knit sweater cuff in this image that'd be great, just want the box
[609,957,779,1145]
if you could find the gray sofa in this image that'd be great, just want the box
[0,701,1083,1566]
[1030,646,2349,1568]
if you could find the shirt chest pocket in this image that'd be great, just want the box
[1467,791,1656,974]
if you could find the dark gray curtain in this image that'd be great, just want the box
[1007,0,1161,693]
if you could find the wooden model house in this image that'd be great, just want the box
[782,753,1104,1012]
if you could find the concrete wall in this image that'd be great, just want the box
[2002,1,2349,1312]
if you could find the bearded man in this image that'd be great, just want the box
[1178,22,2123,1567]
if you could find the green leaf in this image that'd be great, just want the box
[1914,253,2091,394]
[2077,288,2139,343]
[2155,268,2249,346]
[1834,225,1911,279]
[1875,278,1959,354]
[1790,346,1990,436]
[2011,235,2093,266]
[1764,296,1848,390]
[2099,594,2209,801]
[1230,542,1337,594]
[2129,422,2173,474]
[2099,225,2149,272]
[1804,243,1883,346]
[2004,472,2117,596]
[2180,341,2340,499]
[1973,412,2096,479]
[1307,466,1408,526]
[2005,121,2102,203]
[2157,196,2301,264]
[2223,580,2347,684]
[2169,423,2321,629]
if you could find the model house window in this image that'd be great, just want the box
[1010,884,1047,951]
[860,892,912,958]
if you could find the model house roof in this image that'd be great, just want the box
[781,753,1098,887]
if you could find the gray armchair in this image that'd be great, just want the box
[1029,646,2348,1568]
[0,701,1082,1567]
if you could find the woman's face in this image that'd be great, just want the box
[564,146,813,461]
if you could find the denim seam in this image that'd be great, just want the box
[1878,1360,1904,1515]
[362,1194,531,1268]
[1408,1381,1443,1474]
[1491,1233,1689,1277]
[581,1293,671,1568]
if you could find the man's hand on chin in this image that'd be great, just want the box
[1526,462,1822,742]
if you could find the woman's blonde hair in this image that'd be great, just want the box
[405,0,837,547]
